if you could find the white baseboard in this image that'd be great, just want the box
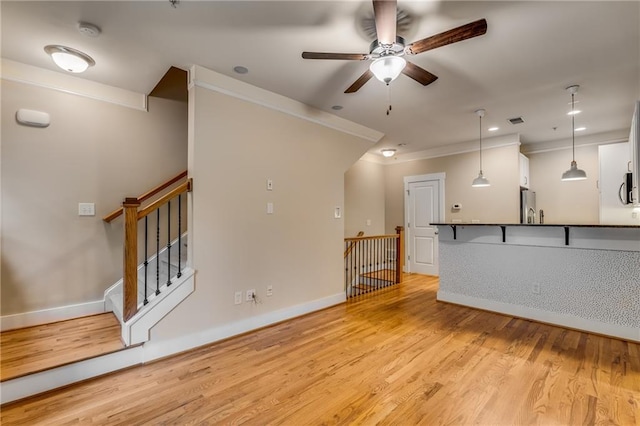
[0,346,143,404]
[142,292,346,362]
[1,300,105,331]
[437,290,640,343]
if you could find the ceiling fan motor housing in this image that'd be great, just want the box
[369,36,406,57]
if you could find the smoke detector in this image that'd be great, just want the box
[78,22,101,38]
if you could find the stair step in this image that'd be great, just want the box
[0,313,126,382]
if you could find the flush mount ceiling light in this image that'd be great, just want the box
[369,55,406,84]
[562,85,587,181]
[381,148,396,157]
[472,109,491,187]
[44,45,95,73]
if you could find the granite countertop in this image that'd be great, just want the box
[431,223,640,229]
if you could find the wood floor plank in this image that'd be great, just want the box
[0,313,124,381]
[2,275,638,425]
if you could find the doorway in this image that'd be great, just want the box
[403,173,445,276]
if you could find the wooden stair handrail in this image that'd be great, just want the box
[344,231,364,258]
[344,234,399,243]
[103,170,188,223]
[137,179,191,220]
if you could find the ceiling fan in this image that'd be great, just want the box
[302,0,487,94]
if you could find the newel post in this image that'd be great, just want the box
[123,197,141,321]
[395,226,404,283]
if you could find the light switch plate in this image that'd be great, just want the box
[267,202,274,214]
[78,203,95,216]
[334,207,341,219]
[267,179,273,191]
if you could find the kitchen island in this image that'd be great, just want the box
[432,223,640,342]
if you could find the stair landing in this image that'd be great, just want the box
[1,313,125,382]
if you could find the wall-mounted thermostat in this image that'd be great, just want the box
[452,203,462,210]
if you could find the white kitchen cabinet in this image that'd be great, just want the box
[599,142,636,224]
[519,153,530,189]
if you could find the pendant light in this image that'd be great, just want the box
[472,109,490,187]
[561,85,587,181]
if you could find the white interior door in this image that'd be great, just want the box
[405,175,444,276]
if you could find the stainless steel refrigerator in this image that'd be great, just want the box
[520,190,536,224]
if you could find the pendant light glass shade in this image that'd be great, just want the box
[472,109,490,187]
[561,161,587,181]
[472,172,491,187]
[561,85,587,181]
[370,56,406,84]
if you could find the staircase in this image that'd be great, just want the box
[0,172,195,404]
[105,234,194,346]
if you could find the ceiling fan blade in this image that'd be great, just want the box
[402,62,438,86]
[373,0,397,45]
[302,52,368,60]
[407,18,487,55]
[345,69,374,93]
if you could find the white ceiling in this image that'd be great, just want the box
[2,1,639,157]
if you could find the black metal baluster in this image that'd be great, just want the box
[156,208,160,296]
[177,194,182,278]
[143,216,149,305]
[166,201,172,286]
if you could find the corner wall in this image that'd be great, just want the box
[1,67,187,318]
[144,66,380,358]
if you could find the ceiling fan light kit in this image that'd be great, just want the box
[301,0,487,100]
[370,55,406,84]
[381,148,396,157]
[561,85,587,181]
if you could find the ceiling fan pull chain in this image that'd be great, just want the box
[387,84,392,116]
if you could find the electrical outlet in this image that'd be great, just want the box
[246,289,256,302]
[266,285,273,297]
[234,291,242,305]
[531,283,541,295]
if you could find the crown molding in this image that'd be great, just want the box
[0,59,147,111]
[189,65,384,144]
[521,129,629,155]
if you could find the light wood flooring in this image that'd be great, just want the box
[1,313,124,382]
[2,275,639,425]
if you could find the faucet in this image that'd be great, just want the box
[539,209,544,224]
[528,207,536,224]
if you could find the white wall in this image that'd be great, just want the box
[344,159,386,237]
[527,145,600,224]
[144,66,379,356]
[383,143,521,231]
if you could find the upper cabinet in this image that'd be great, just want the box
[519,153,530,189]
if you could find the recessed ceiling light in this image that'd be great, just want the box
[233,66,248,74]
[575,127,586,131]
[331,105,343,110]
[488,127,499,132]
[44,45,95,73]
[567,109,581,115]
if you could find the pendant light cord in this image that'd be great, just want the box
[479,114,483,173]
[571,92,575,162]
